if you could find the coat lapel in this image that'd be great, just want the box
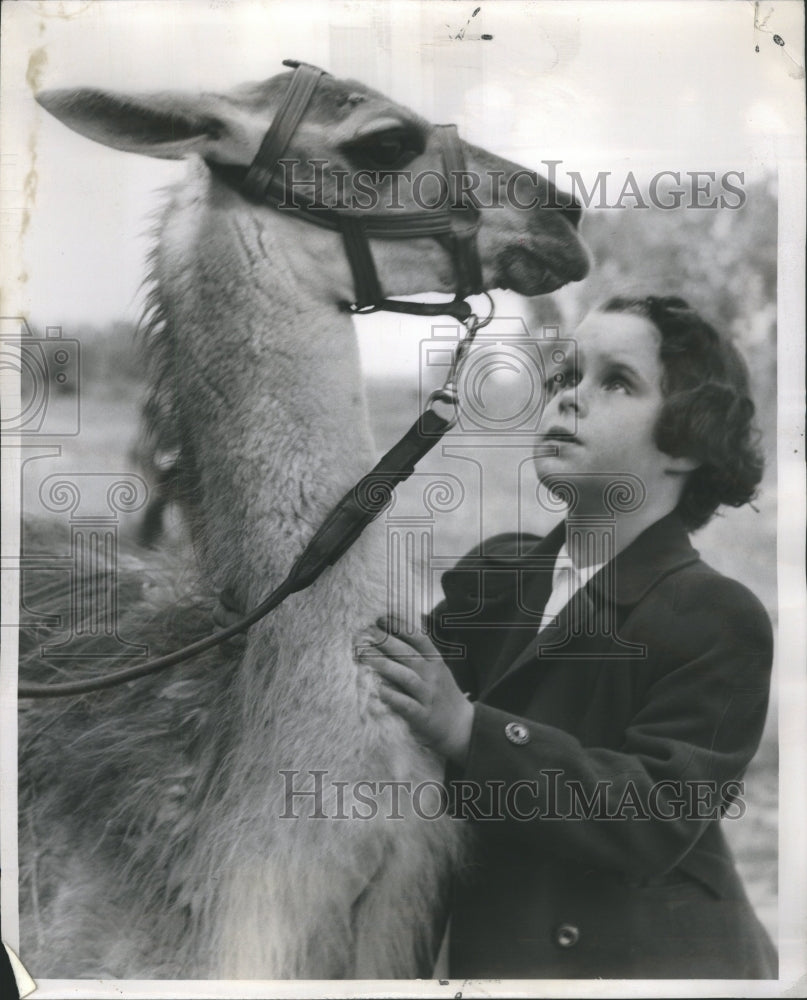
[479,511,700,701]
[477,522,565,697]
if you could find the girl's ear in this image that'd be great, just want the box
[36,87,264,165]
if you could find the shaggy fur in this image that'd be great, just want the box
[20,67,586,979]
[19,521,457,978]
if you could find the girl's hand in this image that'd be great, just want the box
[356,616,474,767]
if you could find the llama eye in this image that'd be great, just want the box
[344,127,425,171]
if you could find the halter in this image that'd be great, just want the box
[208,59,483,320]
[18,61,495,698]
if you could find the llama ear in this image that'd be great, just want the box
[36,87,255,162]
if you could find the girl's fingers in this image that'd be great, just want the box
[368,655,426,701]
[363,630,432,674]
[373,617,439,661]
[365,630,441,678]
[377,681,422,722]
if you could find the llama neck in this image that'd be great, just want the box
[158,173,379,600]
[147,173,439,978]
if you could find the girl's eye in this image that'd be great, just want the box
[604,376,630,393]
[545,370,579,395]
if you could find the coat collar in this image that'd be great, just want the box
[480,510,700,699]
[519,508,700,606]
[584,509,700,607]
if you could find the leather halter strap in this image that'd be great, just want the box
[208,59,483,318]
[437,125,483,300]
[243,60,326,203]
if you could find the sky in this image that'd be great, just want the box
[1,0,804,373]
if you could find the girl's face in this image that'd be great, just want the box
[533,310,693,511]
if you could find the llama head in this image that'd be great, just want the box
[35,65,591,588]
[36,64,588,305]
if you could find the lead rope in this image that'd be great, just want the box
[18,298,493,699]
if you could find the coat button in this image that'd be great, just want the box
[504,721,530,745]
[555,923,580,948]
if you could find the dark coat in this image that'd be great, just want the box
[429,511,776,979]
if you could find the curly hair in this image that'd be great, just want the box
[600,295,764,530]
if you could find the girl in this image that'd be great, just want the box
[360,296,776,979]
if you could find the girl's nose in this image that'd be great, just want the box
[557,383,583,416]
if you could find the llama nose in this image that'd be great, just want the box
[542,176,582,229]
[560,198,582,230]
[553,188,582,229]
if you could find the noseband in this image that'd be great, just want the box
[209,59,483,320]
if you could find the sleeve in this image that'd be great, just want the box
[451,571,774,878]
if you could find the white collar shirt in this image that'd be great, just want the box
[538,543,607,633]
